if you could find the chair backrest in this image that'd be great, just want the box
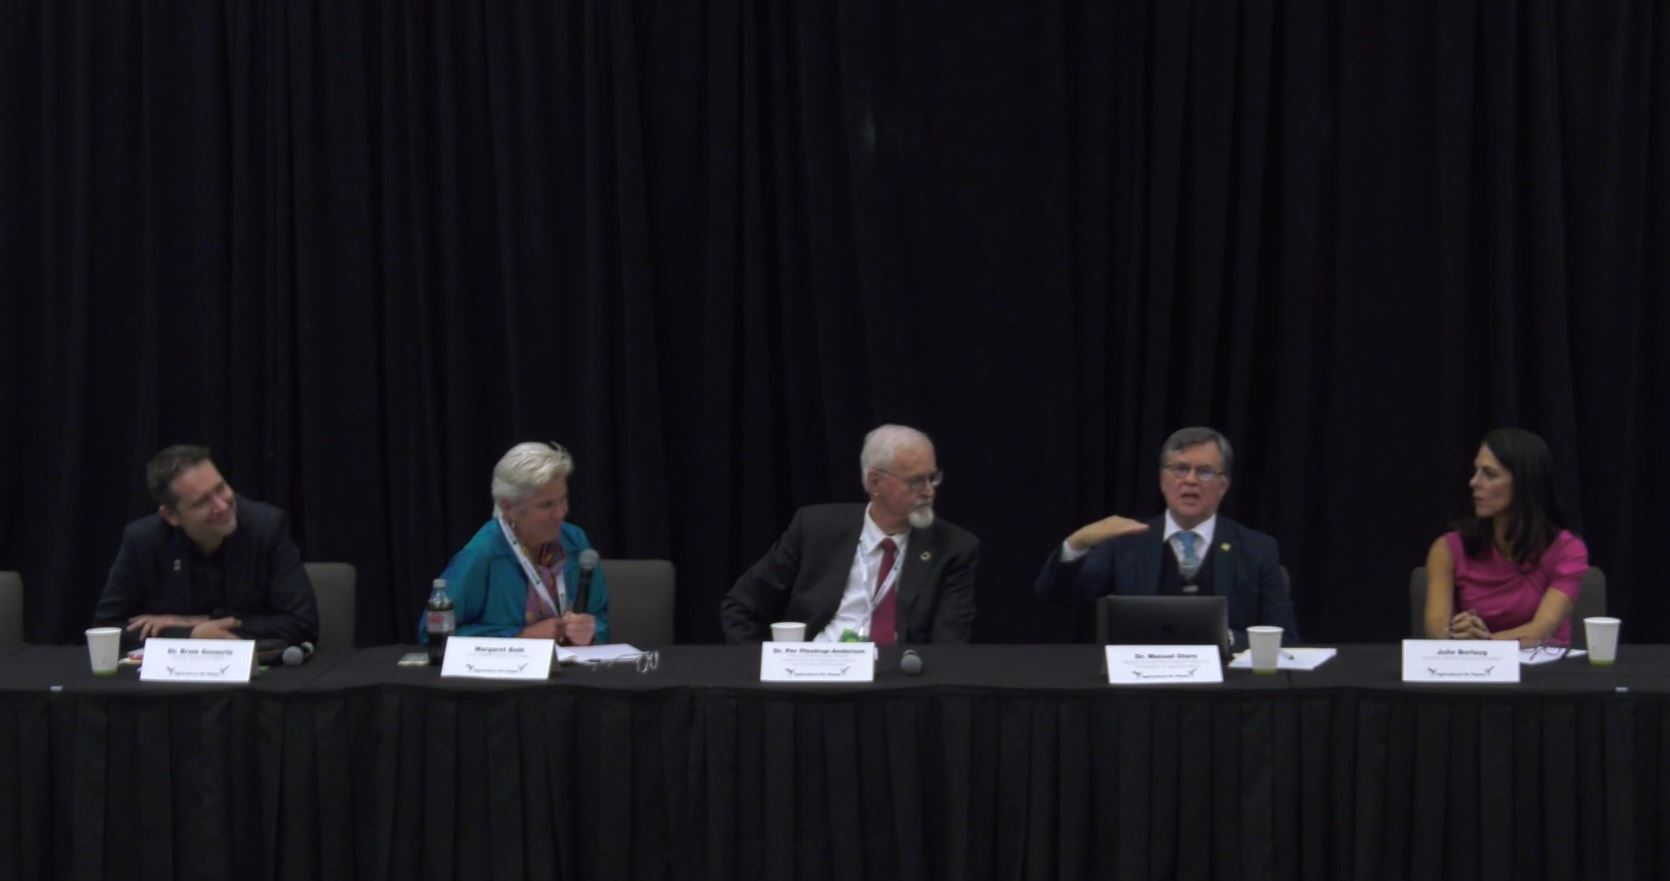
[1572,568,1607,650]
[1409,567,1428,638]
[1410,564,1607,648]
[304,562,357,650]
[0,571,21,648]
[601,559,675,646]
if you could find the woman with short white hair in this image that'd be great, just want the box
[421,441,609,644]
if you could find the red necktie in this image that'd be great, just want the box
[871,537,899,645]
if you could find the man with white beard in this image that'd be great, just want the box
[721,424,980,644]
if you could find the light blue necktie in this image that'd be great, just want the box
[1175,530,1201,580]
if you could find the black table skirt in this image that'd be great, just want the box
[2,644,1668,881]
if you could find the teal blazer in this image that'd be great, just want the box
[420,519,611,643]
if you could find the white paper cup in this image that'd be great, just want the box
[770,622,807,643]
[1247,625,1284,674]
[1584,617,1621,666]
[86,627,122,676]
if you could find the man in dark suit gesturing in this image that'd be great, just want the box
[1035,427,1296,647]
[93,445,319,651]
[722,424,979,644]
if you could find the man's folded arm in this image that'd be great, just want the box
[721,552,794,643]
[1035,540,1099,604]
[232,527,319,644]
[92,532,147,629]
[720,511,806,644]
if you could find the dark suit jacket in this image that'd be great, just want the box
[721,503,979,644]
[93,497,320,650]
[1035,514,1297,645]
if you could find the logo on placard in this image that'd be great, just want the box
[1427,666,1494,677]
[466,663,529,674]
[1132,667,1198,679]
[166,665,231,677]
[784,665,851,677]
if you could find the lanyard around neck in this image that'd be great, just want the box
[495,509,567,616]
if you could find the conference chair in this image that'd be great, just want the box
[0,571,21,648]
[1409,565,1607,650]
[304,562,358,650]
[601,559,676,646]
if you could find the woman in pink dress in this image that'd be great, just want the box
[1423,428,1589,646]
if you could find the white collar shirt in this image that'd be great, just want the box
[814,506,911,643]
[1163,511,1218,567]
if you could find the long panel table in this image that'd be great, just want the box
[1,644,1667,881]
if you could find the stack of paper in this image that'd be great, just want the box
[1227,647,1337,671]
[556,644,645,664]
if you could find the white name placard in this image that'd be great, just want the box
[1105,645,1224,685]
[441,637,555,680]
[760,644,875,683]
[139,638,255,683]
[1402,639,1520,684]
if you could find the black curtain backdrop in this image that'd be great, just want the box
[2,1,1666,648]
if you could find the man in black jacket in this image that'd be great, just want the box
[721,425,979,644]
[1035,426,1297,649]
[93,445,318,650]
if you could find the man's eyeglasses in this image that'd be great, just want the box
[876,469,944,493]
[1162,464,1225,482]
[1524,641,1569,664]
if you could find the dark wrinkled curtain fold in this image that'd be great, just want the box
[9,639,1670,880]
[0,696,51,880]
[41,694,262,881]
[356,688,686,881]
[686,691,1298,881]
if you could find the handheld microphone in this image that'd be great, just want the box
[282,641,316,667]
[900,649,923,675]
[574,549,600,614]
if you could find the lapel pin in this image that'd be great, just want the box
[919,550,932,562]
[1220,543,1231,553]
[172,558,182,572]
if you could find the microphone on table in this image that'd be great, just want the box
[574,549,600,614]
[282,641,316,667]
[900,649,923,676]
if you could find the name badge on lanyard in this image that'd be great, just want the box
[496,511,567,616]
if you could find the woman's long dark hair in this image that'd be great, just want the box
[1456,428,1572,565]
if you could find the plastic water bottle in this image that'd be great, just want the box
[426,578,455,665]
